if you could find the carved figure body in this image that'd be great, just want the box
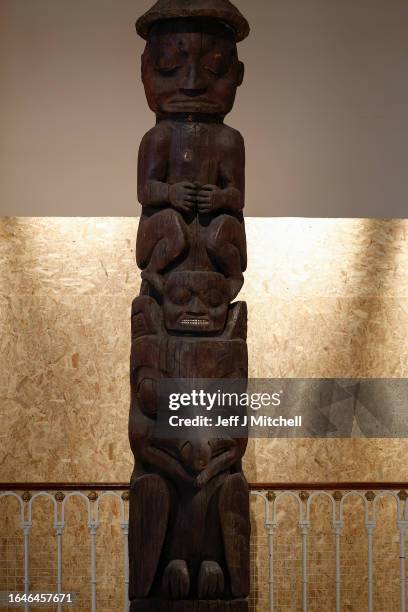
[129,2,250,610]
[138,119,245,213]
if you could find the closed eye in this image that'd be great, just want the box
[202,64,226,76]
[155,65,181,77]
[201,53,229,77]
[207,289,225,307]
[167,286,192,305]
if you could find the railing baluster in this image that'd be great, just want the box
[265,493,275,612]
[250,491,273,612]
[299,492,310,612]
[335,525,341,612]
[55,521,64,612]
[54,490,65,612]
[21,521,31,612]
[398,491,408,612]
[86,492,99,612]
[20,492,32,612]
[300,521,309,612]
[364,491,376,612]
[88,521,98,612]
[332,491,344,612]
[398,521,407,612]
[366,521,375,612]
[332,520,343,612]
[121,521,130,612]
[267,524,275,612]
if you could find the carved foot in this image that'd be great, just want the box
[197,560,225,599]
[130,600,248,611]
[162,559,190,600]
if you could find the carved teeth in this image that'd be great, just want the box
[181,319,209,326]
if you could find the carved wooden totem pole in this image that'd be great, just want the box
[129,1,250,610]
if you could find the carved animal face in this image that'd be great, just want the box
[163,271,230,333]
[142,19,244,116]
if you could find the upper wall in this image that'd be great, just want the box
[1,0,408,217]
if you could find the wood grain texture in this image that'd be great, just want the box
[128,3,251,606]
[130,600,248,611]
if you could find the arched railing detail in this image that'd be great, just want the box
[0,484,406,612]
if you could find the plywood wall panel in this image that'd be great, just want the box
[1,216,407,484]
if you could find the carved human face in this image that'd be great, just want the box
[142,19,244,116]
[163,271,230,333]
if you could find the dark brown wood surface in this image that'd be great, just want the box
[129,2,251,609]
[130,600,248,612]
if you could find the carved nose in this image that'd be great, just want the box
[187,297,206,315]
[181,64,207,94]
[181,88,206,98]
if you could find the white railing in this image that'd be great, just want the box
[0,484,407,611]
[251,487,408,612]
[0,488,130,611]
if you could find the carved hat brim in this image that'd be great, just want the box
[136,0,250,42]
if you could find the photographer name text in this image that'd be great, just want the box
[168,415,302,428]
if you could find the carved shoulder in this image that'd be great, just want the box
[217,125,245,154]
[139,122,172,155]
[138,123,173,202]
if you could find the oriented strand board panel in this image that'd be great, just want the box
[1,217,408,483]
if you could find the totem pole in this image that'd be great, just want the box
[129,2,250,610]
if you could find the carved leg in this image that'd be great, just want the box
[128,474,170,599]
[136,209,189,283]
[219,473,250,598]
[206,216,247,299]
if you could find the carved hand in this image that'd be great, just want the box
[195,448,239,488]
[196,184,222,213]
[142,443,196,488]
[169,182,197,213]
